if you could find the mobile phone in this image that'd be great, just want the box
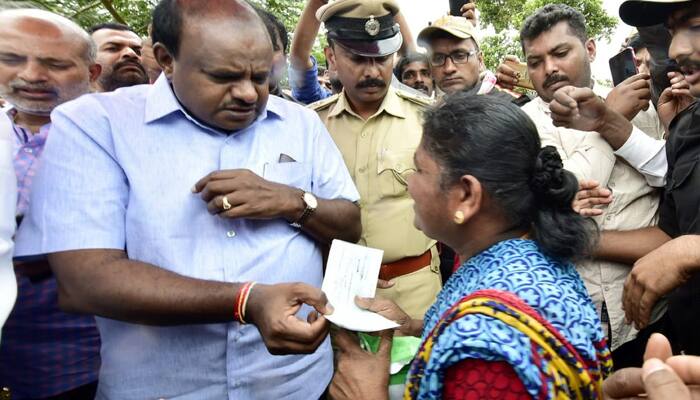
[504,59,534,90]
[609,48,638,86]
[449,0,471,16]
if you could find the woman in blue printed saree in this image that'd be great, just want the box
[328,94,612,400]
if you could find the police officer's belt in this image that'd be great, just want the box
[379,250,431,281]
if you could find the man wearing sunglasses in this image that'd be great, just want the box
[418,15,528,104]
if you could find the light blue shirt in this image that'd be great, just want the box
[15,75,360,399]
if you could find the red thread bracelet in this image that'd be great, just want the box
[234,282,256,324]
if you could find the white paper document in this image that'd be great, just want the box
[322,240,400,332]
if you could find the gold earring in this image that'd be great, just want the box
[454,211,465,225]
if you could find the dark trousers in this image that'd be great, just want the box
[30,382,97,400]
[612,313,674,370]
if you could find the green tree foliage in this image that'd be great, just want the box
[1,0,157,35]
[480,32,522,73]
[0,0,303,38]
[249,0,303,34]
[478,0,617,71]
[479,0,617,40]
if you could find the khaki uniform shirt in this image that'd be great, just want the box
[522,93,666,350]
[311,87,435,264]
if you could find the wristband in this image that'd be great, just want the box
[234,281,256,324]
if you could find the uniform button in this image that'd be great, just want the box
[604,286,610,292]
[226,230,236,238]
[361,131,369,138]
[358,166,367,173]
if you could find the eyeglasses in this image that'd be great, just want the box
[429,50,479,67]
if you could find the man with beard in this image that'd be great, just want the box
[549,0,700,360]
[311,1,442,392]
[394,52,434,97]
[518,4,671,369]
[90,23,149,92]
[0,9,102,399]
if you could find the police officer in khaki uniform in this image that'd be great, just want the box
[310,0,441,320]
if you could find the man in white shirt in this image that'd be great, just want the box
[0,109,16,343]
[516,4,667,368]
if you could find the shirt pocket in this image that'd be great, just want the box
[262,162,312,192]
[377,149,415,198]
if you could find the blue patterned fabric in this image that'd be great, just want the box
[416,239,608,399]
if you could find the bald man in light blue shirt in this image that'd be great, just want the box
[15,1,362,398]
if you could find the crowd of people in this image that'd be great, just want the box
[0,0,699,399]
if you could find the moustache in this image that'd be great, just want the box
[356,78,386,89]
[543,73,569,89]
[222,99,256,110]
[9,79,57,95]
[113,60,146,75]
[412,82,428,90]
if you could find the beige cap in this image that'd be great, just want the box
[417,15,480,49]
[619,0,692,27]
[316,0,403,57]
[316,0,399,23]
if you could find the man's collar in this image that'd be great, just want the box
[144,74,181,123]
[328,86,406,119]
[144,74,283,133]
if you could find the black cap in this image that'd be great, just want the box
[619,0,691,27]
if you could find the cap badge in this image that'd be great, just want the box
[365,15,380,36]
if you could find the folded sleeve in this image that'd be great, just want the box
[289,56,331,105]
[614,126,667,187]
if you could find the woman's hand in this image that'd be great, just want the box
[355,296,421,336]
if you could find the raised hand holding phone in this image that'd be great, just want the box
[610,47,639,87]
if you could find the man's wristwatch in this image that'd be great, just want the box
[290,191,317,228]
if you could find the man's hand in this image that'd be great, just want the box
[573,179,613,217]
[550,86,609,132]
[657,71,695,130]
[603,333,673,399]
[604,334,700,400]
[246,282,332,355]
[328,328,392,400]
[605,73,651,121]
[495,55,521,90]
[623,236,696,329]
[461,2,477,26]
[193,169,303,222]
[550,85,634,150]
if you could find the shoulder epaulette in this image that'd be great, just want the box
[308,94,340,111]
[395,89,434,108]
